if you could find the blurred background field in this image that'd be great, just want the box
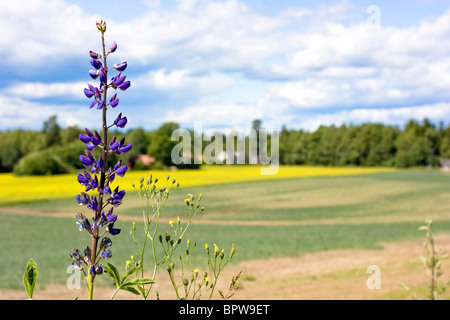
[0,165,393,205]
[1,166,450,299]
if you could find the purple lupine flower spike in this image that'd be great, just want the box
[72,22,133,289]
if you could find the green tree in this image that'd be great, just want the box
[127,127,149,156]
[395,120,428,167]
[147,122,180,167]
[42,115,62,147]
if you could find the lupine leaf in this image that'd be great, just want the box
[103,263,120,287]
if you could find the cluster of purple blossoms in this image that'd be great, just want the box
[70,20,132,278]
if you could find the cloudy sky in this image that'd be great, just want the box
[1,0,450,132]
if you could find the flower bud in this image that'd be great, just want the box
[229,243,235,259]
[96,19,106,33]
[109,41,117,53]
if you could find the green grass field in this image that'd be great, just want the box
[1,168,450,294]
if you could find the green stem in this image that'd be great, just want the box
[87,272,94,300]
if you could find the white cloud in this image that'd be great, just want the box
[296,102,450,132]
[2,0,450,132]
[134,69,234,95]
[0,0,101,66]
[0,93,104,130]
[2,81,85,100]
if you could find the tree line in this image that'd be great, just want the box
[0,116,449,175]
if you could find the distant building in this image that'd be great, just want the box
[440,158,450,171]
[128,154,156,168]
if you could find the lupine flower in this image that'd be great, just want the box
[114,61,127,72]
[71,21,132,295]
[108,41,117,53]
[76,193,90,205]
[100,237,112,248]
[90,59,103,70]
[109,136,132,155]
[119,81,131,91]
[101,249,112,259]
[113,73,126,87]
[115,164,128,177]
[107,224,121,236]
[100,68,107,86]
[109,94,119,108]
[90,51,101,59]
[89,69,100,79]
[114,113,127,128]
[84,87,95,98]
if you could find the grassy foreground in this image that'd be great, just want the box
[0,168,449,293]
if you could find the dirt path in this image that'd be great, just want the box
[2,235,449,300]
[0,206,431,227]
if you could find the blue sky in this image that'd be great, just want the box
[1,0,450,132]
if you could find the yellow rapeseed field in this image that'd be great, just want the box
[0,165,395,204]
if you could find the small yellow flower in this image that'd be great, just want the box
[126,260,131,266]
[169,220,175,227]
[184,198,190,205]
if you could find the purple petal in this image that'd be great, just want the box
[113,75,126,87]
[89,51,100,59]
[100,68,107,85]
[77,173,89,185]
[79,134,91,143]
[119,81,131,91]
[89,69,99,79]
[108,41,117,53]
[114,61,127,72]
[119,144,132,153]
[79,155,93,167]
[84,88,94,98]
[90,58,103,70]
[115,165,128,177]
[96,100,105,110]
[86,142,95,151]
[110,98,119,108]
[107,214,117,223]
[108,227,120,236]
